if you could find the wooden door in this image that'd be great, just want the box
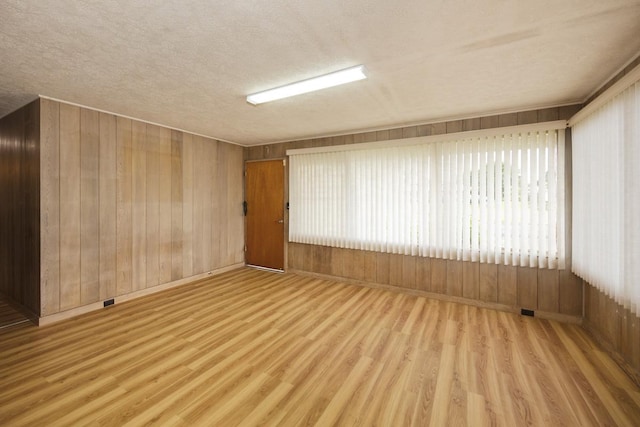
[245,160,285,270]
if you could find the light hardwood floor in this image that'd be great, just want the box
[1,268,639,426]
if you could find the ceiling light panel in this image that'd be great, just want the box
[247,65,367,105]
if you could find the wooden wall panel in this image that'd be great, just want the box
[478,263,497,303]
[363,251,377,283]
[584,283,640,381]
[191,136,204,274]
[25,101,41,312]
[537,268,559,312]
[145,124,160,288]
[330,247,344,277]
[116,117,133,295]
[207,139,220,269]
[158,127,172,284]
[559,270,583,316]
[182,132,194,277]
[430,258,447,294]
[415,256,431,292]
[228,145,245,265]
[216,142,228,268]
[0,99,40,314]
[132,121,147,290]
[375,252,389,285]
[517,267,538,309]
[170,130,183,280]
[201,138,214,271]
[80,108,100,305]
[40,99,60,315]
[36,99,244,316]
[389,254,403,286]
[462,262,479,299]
[99,113,117,301]
[446,260,463,297]
[402,255,416,289]
[59,103,81,310]
[343,249,361,280]
[497,265,517,306]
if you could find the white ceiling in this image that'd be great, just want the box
[1,1,639,146]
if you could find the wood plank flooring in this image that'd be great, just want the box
[1,268,639,426]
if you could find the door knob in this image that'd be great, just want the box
[276,219,284,224]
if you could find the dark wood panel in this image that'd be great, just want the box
[0,100,40,314]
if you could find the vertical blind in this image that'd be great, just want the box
[289,124,566,269]
[572,80,640,315]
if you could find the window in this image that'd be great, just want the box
[572,79,640,314]
[288,122,566,269]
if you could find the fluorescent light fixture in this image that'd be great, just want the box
[247,65,367,105]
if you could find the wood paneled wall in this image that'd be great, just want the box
[584,284,640,384]
[246,105,584,317]
[0,100,41,314]
[39,99,244,316]
[288,243,583,317]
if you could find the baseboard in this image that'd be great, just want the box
[288,268,583,325]
[37,262,245,326]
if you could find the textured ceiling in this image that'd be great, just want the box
[1,1,639,146]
